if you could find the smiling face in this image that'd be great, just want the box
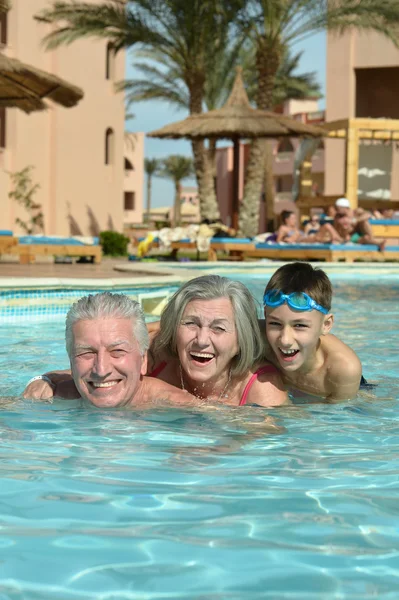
[265,303,333,372]
[70,317,147,408]
[176,298,239,387]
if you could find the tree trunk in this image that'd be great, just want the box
[263,141,275,231]
[173,181,181,227]
[238,138,266,237]
[146,175,152,222]
[239,40,282,237]
[189,78,220,222]
[208,139,217,183]
[191,139,220,221]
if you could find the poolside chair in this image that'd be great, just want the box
[370,219,399,242]
[170,237,255,261]
[16,235,102,264]
[243,241,399,262]
[0,230,18,254]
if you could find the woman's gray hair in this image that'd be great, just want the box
[65,292,149,357]
[153,275,264,376]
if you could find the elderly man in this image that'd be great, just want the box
[24,292,192,408]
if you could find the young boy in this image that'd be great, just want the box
[262,262,362,402]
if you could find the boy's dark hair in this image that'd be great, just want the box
[265,262,332,311]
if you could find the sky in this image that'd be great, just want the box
[125,32,326,209]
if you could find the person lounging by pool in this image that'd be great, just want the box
[24,277,289,408]
[275,210,342,244]
[23,292,196,409]
[262,262,363,402]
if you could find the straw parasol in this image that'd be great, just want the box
[0,53,84,112]
[0,1,82,111]
[148,68,326,230]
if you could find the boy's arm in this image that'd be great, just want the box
[325,353,362,402]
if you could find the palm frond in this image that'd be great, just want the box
[144,157,161,176]
[158,155,194,182]
[36,1,161,51]
[281,0,399,47]
[118,57,189,109]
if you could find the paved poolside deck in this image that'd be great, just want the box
[0,257,162,279]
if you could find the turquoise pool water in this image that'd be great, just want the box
[0,275,398,599]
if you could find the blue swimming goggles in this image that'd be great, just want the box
[263,290,329,314]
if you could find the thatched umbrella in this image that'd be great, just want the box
[0,0,82,111]
[148,68,326,230]
[0,53,84,112]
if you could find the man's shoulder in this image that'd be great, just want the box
[143,376,195,405]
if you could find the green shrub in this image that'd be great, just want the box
[99,231,129,256]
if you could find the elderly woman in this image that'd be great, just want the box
[24,276,288,407]
[148,275,287,407]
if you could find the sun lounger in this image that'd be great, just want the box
[370,219,399,240]
[0,230,18,254]
[243,242,399,262]
[16,235,102,264]
[207,237,255,261]
[170,237,255,261]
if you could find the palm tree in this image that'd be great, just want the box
[239,44,321,233]
[118,35,245,202]
[237,0,399,236]
[35,0,240,221]
[158,155,194,227]
[144,158,160,222]
[122,44,321,221]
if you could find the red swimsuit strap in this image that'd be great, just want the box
[148,360,167,378]
[239,364,278,406]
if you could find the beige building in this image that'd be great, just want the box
[124,132,144,226]
[0,0,140,236]
[325,30,399,200]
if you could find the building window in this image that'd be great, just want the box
[0,108,6,148]
[0,12,7,46]
[105,128,114,165]
[105,42,115,80]
[124,191,135,210]
[124,157,134,170]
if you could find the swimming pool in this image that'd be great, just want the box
[1,274,398,599]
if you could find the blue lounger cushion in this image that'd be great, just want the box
[19,236,99,246]
[137,236,160,243]
[0,230,14,236]
[175,237,252,244]
[254,242,398,251]
[211,237,252,244]
[370,219,399,225]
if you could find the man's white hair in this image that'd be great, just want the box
[65,292,149,356]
